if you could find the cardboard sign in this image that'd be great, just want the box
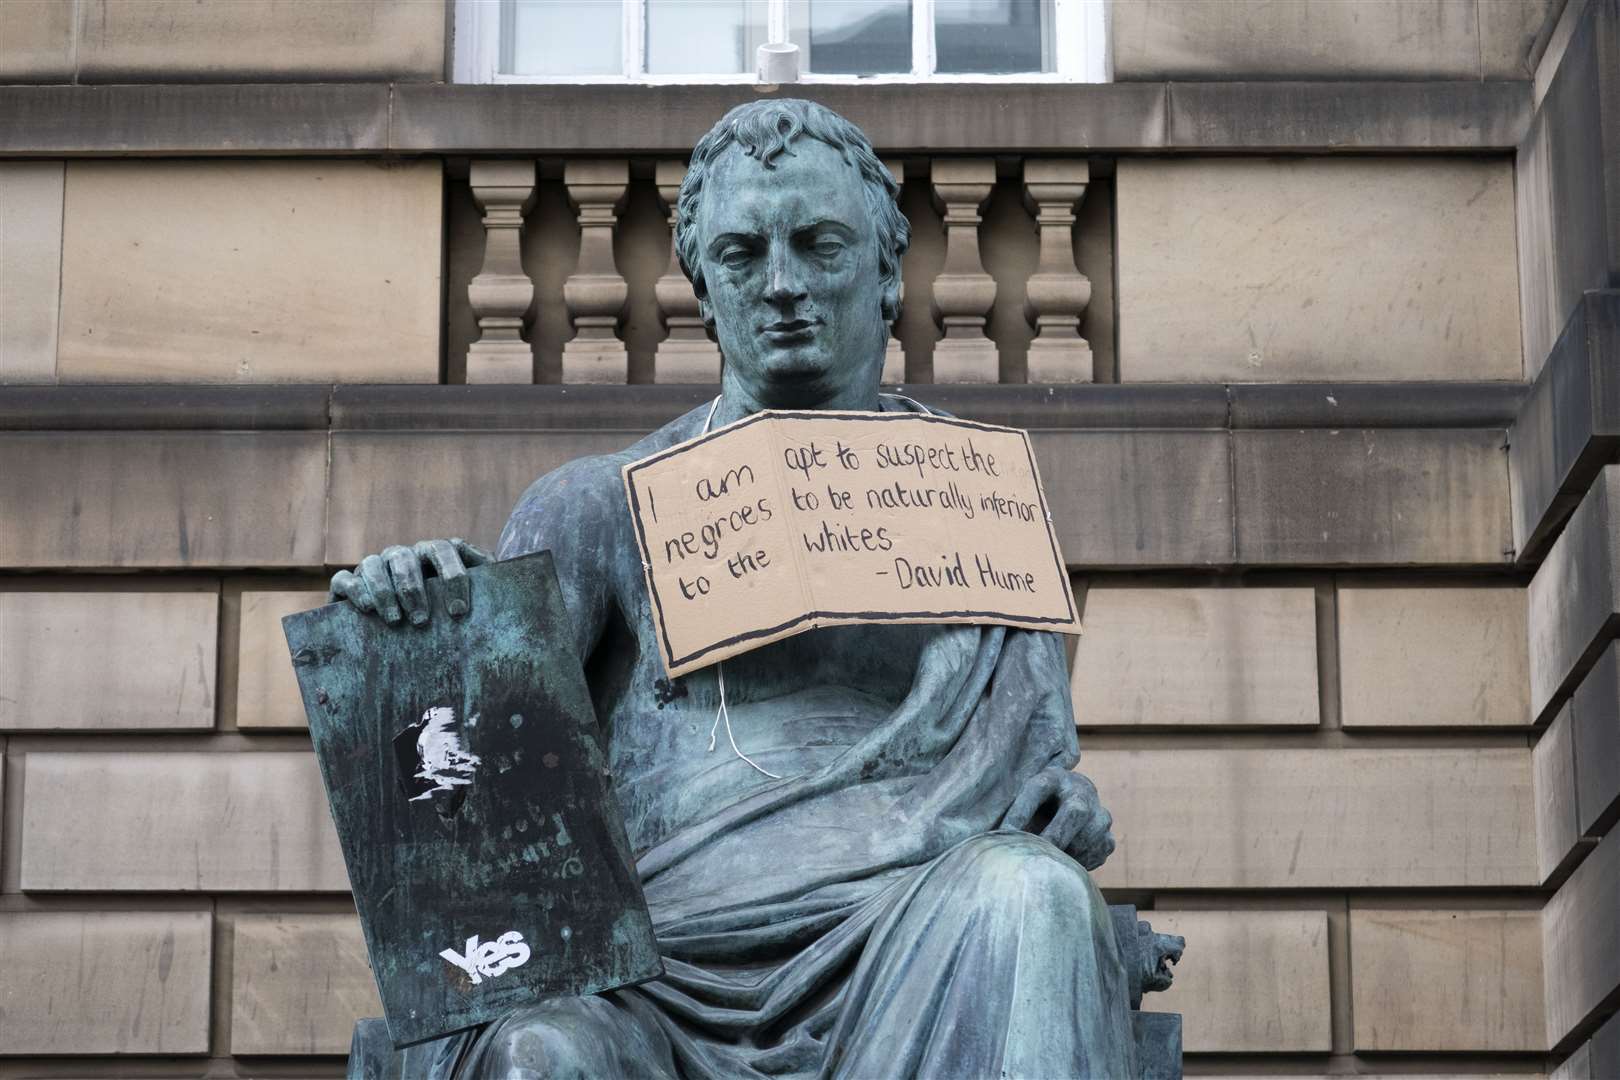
[282,552,661,1048]
[623,410,1079,677]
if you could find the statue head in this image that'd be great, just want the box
[676,99,908,407]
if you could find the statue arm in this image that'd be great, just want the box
[495,456,623,667]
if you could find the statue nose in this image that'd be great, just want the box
[765,250,808,306]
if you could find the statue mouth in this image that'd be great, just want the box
[762,319,819,345]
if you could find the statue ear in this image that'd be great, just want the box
[699,296,715,329]
[879,275,901,324]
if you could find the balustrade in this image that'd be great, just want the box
[455,155,1100,388]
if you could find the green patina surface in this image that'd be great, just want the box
[284,551,660,1048]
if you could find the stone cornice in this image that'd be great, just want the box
[0,80,1531,157]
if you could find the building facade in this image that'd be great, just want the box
[0,0,1616,1075]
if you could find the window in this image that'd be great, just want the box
[455,0,1109,83]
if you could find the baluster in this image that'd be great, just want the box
[561,160,629,384]
[1023,160,1093,383]
[928,158,998,384]
[653,161,722,383]
[465,160,537,384]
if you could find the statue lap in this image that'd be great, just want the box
[453,831,1129,1079]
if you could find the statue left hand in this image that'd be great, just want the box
[1002,766,1115,871]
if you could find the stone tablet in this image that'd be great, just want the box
[623,410,1080,677]
[282,552,660,1048]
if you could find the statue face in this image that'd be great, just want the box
[696,138,886,404]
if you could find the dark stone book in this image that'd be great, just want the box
[283,551,661,1048]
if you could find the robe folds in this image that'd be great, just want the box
[386,399,1138,1079]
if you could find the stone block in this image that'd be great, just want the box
[1233,429,1512,566]
[325,431,632,566]
[1573,642,1620,836]
[1113,0,1484,80]
[0,84,392,156]
[1481,0,1561,79]
[1141,909,1331,1053]
[0,0,74,81]
[1594,1008,1620,1080]
[1116,158,1521,382]
[1536,705,1583,882]
[0,162,62,384]
[0,910,211,1054]
[57,161,442,383]
[1509,291,1620,560]
[230,914,382,1055]
[0,589,218,731]
[1554,1039,1593,1080]
[1034,430,1233,567]
[19,751,348,891]
[1071,587,1318,726]
[1543,824,1620,1046]
[1167,80,1531,152]
[1338,586,1530,727]
[1528,467,1620,720]
[73,0,446,82]
[1084,748,1536,889]
[1516,0,1620,373]
[236,590,328,730]
[1351,909,1546,1051]
[0,431,327,568]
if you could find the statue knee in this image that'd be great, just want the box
[471,996,633,1079]
[948,831,1101,923]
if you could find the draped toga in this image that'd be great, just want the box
[389,397,1137,1079]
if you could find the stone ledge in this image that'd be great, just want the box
[1167,80,1532,150]
[0,80,1529,156]
[0,423,1514,570]
[1510,290,1620,564]
[0,382,1526,432]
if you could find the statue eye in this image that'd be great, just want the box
[719,246,753,269]
[811,238,845,257]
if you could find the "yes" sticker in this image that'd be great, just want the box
[439,930,532,985]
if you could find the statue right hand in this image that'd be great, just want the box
[328,539,493,626]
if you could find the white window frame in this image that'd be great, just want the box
[454,0,1110,85]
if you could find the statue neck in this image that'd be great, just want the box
[713,366,883,427]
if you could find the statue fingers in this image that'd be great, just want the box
[1075,809,1116,872]
[358,554,403,625]
[416,539,472,618]
[1039,801,1086,854]
[328,569,378,614]
[1003,770,1057,832]
[451,538,495,567]
[384,544,430,626]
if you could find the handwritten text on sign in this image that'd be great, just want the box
[623,410,1079,678]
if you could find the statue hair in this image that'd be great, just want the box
[675,99,909,326]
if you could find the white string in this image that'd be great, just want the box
[707,664,782,779]
[697,393,781,781]
[881,391,931,414]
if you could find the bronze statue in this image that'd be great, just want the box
[333,99,1181,1079]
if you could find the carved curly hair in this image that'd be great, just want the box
[674,99,910,328]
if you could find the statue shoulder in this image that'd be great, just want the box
[497,451,633,560]
[497,408,708,561]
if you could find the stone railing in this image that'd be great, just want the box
[462,157,1097,387]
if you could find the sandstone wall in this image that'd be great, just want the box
[0,0,1611,1076]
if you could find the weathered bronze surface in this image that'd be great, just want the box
[332,99,1183,1079]
[286,552,660,1047]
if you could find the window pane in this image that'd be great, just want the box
[806,0,911,75]
[504,0,622,76]
[934,0,1051,74]
[646,0,764,75]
